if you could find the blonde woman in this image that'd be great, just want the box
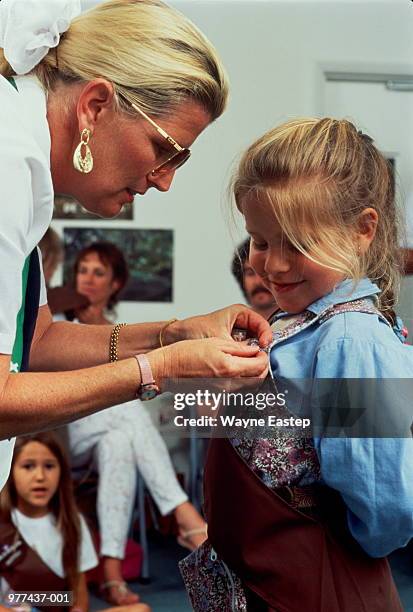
[0,0,271,492]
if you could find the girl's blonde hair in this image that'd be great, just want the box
[0,0,228,120]
[232,118,401,322]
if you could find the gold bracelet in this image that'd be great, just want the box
[159,318,178,348]
[109,322,127,362]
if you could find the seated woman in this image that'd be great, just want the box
[61,241,207,606]
[0,432,150,612]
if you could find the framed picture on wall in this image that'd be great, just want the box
[63,227,173,302]
[54,195,134,221]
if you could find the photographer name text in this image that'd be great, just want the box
[174,415,311,429]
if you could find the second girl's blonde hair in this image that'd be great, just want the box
[0,0,228,120]
[232,118,401,321]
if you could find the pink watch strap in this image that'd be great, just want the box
[135,354,155,386]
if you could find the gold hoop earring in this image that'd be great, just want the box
[73,128,94,174]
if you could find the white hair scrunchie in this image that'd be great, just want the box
[0,0,81,75]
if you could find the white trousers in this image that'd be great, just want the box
[68,400,188,559]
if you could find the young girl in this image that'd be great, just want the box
[0,433,150,612]
[180,118,413,611]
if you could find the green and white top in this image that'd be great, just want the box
[0,74,51,490]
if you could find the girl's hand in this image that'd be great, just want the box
[148,337,269,390]
[163,304,272,349]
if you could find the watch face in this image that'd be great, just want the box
[140,383,160,401]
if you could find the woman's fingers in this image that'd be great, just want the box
[175,304,272,348]
[230,307,273,348]
[198,338,269,378]
[205,304,272,347]
[227,351,269,378]
[148,336,269,388]
[219,340,260,356]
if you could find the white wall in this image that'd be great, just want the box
[54,0,413,323]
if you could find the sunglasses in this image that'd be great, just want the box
[128,100,191,177]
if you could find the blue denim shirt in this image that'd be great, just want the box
[269,278,413,557]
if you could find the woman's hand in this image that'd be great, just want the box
[164,304,272,349]
[148,337,268,390]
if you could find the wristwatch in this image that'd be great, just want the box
[135,353,160,401]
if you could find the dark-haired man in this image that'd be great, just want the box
[231,238,278,320]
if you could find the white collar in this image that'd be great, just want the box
[10,75,51,165]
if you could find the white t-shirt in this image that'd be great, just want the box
[0,509,98,594]
[0,74,52,492]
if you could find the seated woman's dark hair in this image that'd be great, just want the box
[73,241,129,311]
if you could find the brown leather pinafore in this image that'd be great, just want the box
[0,518,68,612]
[204,437,402,612]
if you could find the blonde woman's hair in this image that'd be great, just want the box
[231,118,401,322]
[0,0,228,120]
